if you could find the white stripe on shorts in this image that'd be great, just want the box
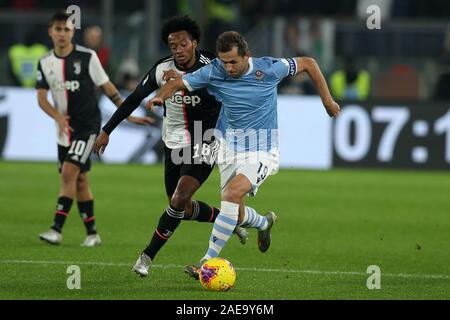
[80,134,96,164]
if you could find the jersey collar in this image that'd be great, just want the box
[174,50,201,73]
[244,57,254,76]
[52,44,75,59]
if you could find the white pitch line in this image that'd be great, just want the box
[1,260,449,280]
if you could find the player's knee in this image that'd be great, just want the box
[221,187,244,204]
[170,191,191,210]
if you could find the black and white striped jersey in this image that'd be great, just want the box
[102,50,221,149]
[36,45,109,146]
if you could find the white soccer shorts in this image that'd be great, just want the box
[217,141,279,197]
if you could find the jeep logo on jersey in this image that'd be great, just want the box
[167,94,201,107]
[53,80,80,92]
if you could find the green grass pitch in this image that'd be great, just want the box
[0,160,449,300]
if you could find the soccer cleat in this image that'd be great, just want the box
[132,253,152,277]
[39,229,62,245]
[184,259,206,280]
[81,234,101,247]
[233,226,248,245]
[257,211,277,253]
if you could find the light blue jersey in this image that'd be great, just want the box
[182,56,297,152]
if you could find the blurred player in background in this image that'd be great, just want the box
[147,31,340,279]
[94,16,248,277]
[36,11,150,247]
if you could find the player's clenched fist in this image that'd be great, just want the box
[325,101,341,118]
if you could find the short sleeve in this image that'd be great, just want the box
[272,58,298,80]
[182,64,212,92]
[89,51,109,86]
[35,61,49,89]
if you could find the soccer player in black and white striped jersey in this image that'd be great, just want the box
[94,15,248,277]
[36,11,151,247]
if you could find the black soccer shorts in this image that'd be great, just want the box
[57,133,97,173]
[164,145,215,197]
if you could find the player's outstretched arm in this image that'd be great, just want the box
[295,57,340,118]
[94,79,157,155]
[37,88,73,137]
[146,77,185,109]
[101,81,154,126]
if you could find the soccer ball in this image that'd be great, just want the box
[199,257,236,292]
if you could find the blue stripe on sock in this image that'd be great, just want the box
[207,247,219,258]
[213,224,234,236]
[210,236,227,248]
[217,214,238,226]
[255,216,264,228]
[243,207,267,229]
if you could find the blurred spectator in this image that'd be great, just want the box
[374,64,420,100]
[279,71,317,96]
[330,56,370,101]
[444,24,450,56]
[8,33,48,88]
[434,53,450,101]
[83,25,111,70]
[113,58,164,163]
[206,0,238,51]
[179,0,237,51]
[283,20,300,57]
[115,57,140,91]
[10,0,37,10]
[433,24,450,101]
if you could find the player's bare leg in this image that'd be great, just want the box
[172,176,201,217]
[59,161,80,198]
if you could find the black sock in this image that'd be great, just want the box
[143,205,184,260]
[52,196,73,233]
[77,200,97,235]
[187,200,220,222]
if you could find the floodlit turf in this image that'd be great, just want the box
[0,160,449,300]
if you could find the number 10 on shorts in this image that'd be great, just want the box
[68,140,87,156]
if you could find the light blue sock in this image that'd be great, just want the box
[239,206,268,231]
[202,201,239,261]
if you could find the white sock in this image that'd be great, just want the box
[239,206,268,231]
[202,201,239,261]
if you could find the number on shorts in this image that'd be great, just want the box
[257,162,269,184]
[68,140,86,156]
[193,143,200,159]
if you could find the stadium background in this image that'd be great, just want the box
[0,0,449,300]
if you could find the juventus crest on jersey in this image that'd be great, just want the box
[140,50,221,149]
[36,45,109,146]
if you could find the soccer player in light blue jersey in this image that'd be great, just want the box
[147,31,340,279]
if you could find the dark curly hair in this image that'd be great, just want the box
[161,15,201,44]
